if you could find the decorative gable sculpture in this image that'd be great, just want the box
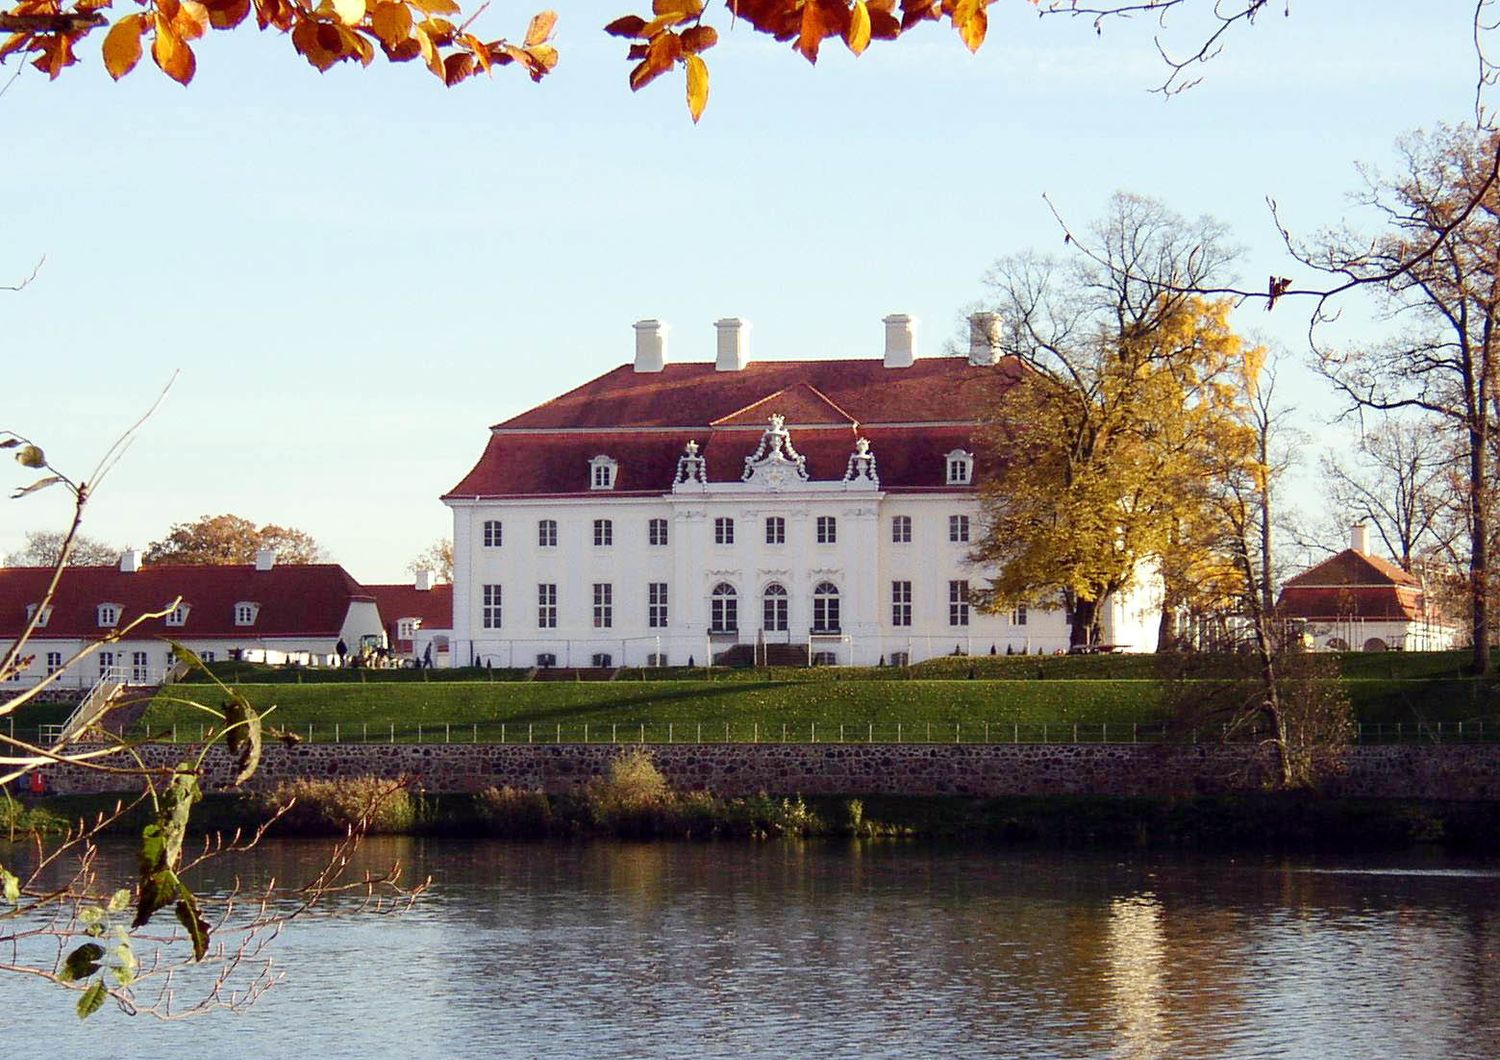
[741,414,809,491]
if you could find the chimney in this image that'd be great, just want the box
[967,312,1001,366]
[255,548,277,572]
[715,317,749,372]
[415,569,434,592]
[633,319,667,373]
[119,549,141,574]
[1350,523,1370,554]
[883,314,917,369]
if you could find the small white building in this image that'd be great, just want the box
[0,549,384,688]
[444,315,1161,668]
[1277,525,1459,652]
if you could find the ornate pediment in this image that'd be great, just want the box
[842,436,878,488]
[673,438,708,490]
[741,414,809,491]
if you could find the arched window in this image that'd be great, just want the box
[762,583,788,632]
[710,583,738,633]
[812,582,840,634]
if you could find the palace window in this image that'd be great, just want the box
[589,455,618,491]
[648,518,669,546]
[483,520,503,548]
[482,585,502,629]
[892,581,912,627]
[536,653,557,668]
[538,519,558,548]
[45,651,62,676]
[891,515,911,544]
[949,515,970,544]
[591,652,614,668]
[765,516,785,545]
[948,580,970,627]
[816,516,837,544]
[710,583,738,633]
[648,582,669,628]
[714,517,735,545]
[1010,605,1028,626]
[945,450,973,485]
[234,602,259,626]
[812,582,841,634]
[593,583,613,628]
[593,519,613,547]
[762,583,788,632]
[165,603,190,627]
[646,652,668,668]
[890,651,910,667]
[538,584,557,628]
[97,603,120,627]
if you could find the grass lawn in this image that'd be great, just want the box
[139,665,1500,744]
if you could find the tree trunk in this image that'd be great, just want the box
[1468,423,1492,674]
[1070,598,1098,649]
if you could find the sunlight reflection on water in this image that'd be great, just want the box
[3,840,1499,1058]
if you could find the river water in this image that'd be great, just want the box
[3,838,1499,1057]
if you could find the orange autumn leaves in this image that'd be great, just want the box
[3,0,557,86]
[2,0,1002,120]
[606,0,993,121]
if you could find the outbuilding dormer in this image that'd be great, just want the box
[234,601,260,627]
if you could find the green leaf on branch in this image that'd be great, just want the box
[222,692,263,785]
[76,979,108,1020]
[107,889,132,914]
[60,943,105,982]
[134,767,201,929]
[15,443,45,468]
[175,893,211,962]
[1,866,18,904]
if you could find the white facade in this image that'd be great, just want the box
[450,417,1157,668]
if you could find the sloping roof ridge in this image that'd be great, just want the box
[708,382,858,427]
[490,363,634,430]
[1284,549,1417,588]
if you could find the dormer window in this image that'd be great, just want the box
[589,455,618,491]
[397,617,419,640]
[97,603,121,628]
[945,449,974,485]
[165,603,190,627]
[234,602,259,627]
[25,604,51,628]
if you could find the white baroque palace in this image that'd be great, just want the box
[445,315,1161,668]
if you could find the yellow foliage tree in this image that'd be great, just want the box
[972,193,1248,648]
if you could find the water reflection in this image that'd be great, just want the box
[2,840,1499,1058]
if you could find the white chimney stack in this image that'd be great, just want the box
[255,548,277,572]
[415,569,434,592]
[119,549,141,574]
[883,314,917,369]
[1350,524,1370,554]
[715,318,749,372]
[967,312,1001,366]
[633,319,667,373]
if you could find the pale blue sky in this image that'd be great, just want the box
[0,2,1479,579]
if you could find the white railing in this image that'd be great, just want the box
[40,666,126,745]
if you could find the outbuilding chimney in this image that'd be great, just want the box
[715,318,749,372]
[254,548,277,572]
[1350,523,1370,554]
[415,569,434,591]
[633,319,668,373]
[968,312,1001,366]
[883,314,917,369]
[119,549,141,574]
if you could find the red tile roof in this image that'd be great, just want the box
[0,564,372,641]
[365,583,453,631]
[1278,549,1433,622]
[447,357,1015,499]
[494,357,1019,430]
[445,425,991,498]
[1283,549,1419,589]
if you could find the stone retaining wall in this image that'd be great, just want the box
[34,742,1500,801]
